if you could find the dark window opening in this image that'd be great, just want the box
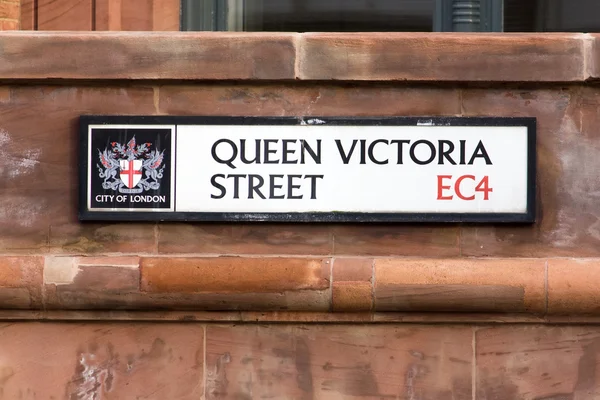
[250,0,434,32]
[505,0,600,32]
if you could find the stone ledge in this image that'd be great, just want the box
[591,34,600,79]
[0,32,598,82]
[299,33,591,82]
[0,31,297,80]
[5,310,600,324]
[1,255,600,314]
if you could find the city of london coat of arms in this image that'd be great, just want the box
[97,137,165,194]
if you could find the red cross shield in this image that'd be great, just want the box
[119,160,143,188]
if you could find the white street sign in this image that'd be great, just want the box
[81,117,535,223]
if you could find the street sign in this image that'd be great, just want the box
[80,116,535,223]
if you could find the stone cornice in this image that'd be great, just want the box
[0,32,598,82]
[2,255,598,316]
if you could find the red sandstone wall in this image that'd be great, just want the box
[0,0,19,30]
[14,0,179,31]
[1,32,600,398]
[2,322,600,398]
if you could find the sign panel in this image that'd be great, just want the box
[80,116,536,223]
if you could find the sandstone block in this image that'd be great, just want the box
[0,322,204,399]
[374,258,546,313]
[299,33,585,81]
[0,256,43,308]
[141,257,330,293]
[0,32,296,80]
[548,259,600,314]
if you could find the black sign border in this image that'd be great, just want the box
[79,115,536,223]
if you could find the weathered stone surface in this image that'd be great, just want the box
[332,282,373,312]
[49,222,157,254]
[299,33,586,81]
[0,309,585,323]
[0,111,60,249]
[0,322,204,399]
[5,256,334,311]
[205,324,472,399]
[128,291,331,312]
[0,190,50,251]
[333,258,373,282]
[307,86,461,116]
[44,256,141,310]
[548,259,600,314]
[3,255,600,314]
[332,225,460,257]
[95,0,180,31]
[141,257,330,293]
[460,87,600,257]
[158,84,460,117]
[0,86,9,102]
[0,20,18,30]
[332,258,373,311]
[476,325,600,399]
[18,0,33,30]
[37,0,92,30]
[0,256,43,308]
[374,259,546,313]
[158,223,333,255]
[0,85,157,253]
[580,85,600,137]
[0,33,593,82]
[44,256,139,285]
[240,311,374,323]
[159,85,317,116]
[136,255,334,310]
[0,0,19,21]
[0,32,296,80]
[590,34,600,79]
